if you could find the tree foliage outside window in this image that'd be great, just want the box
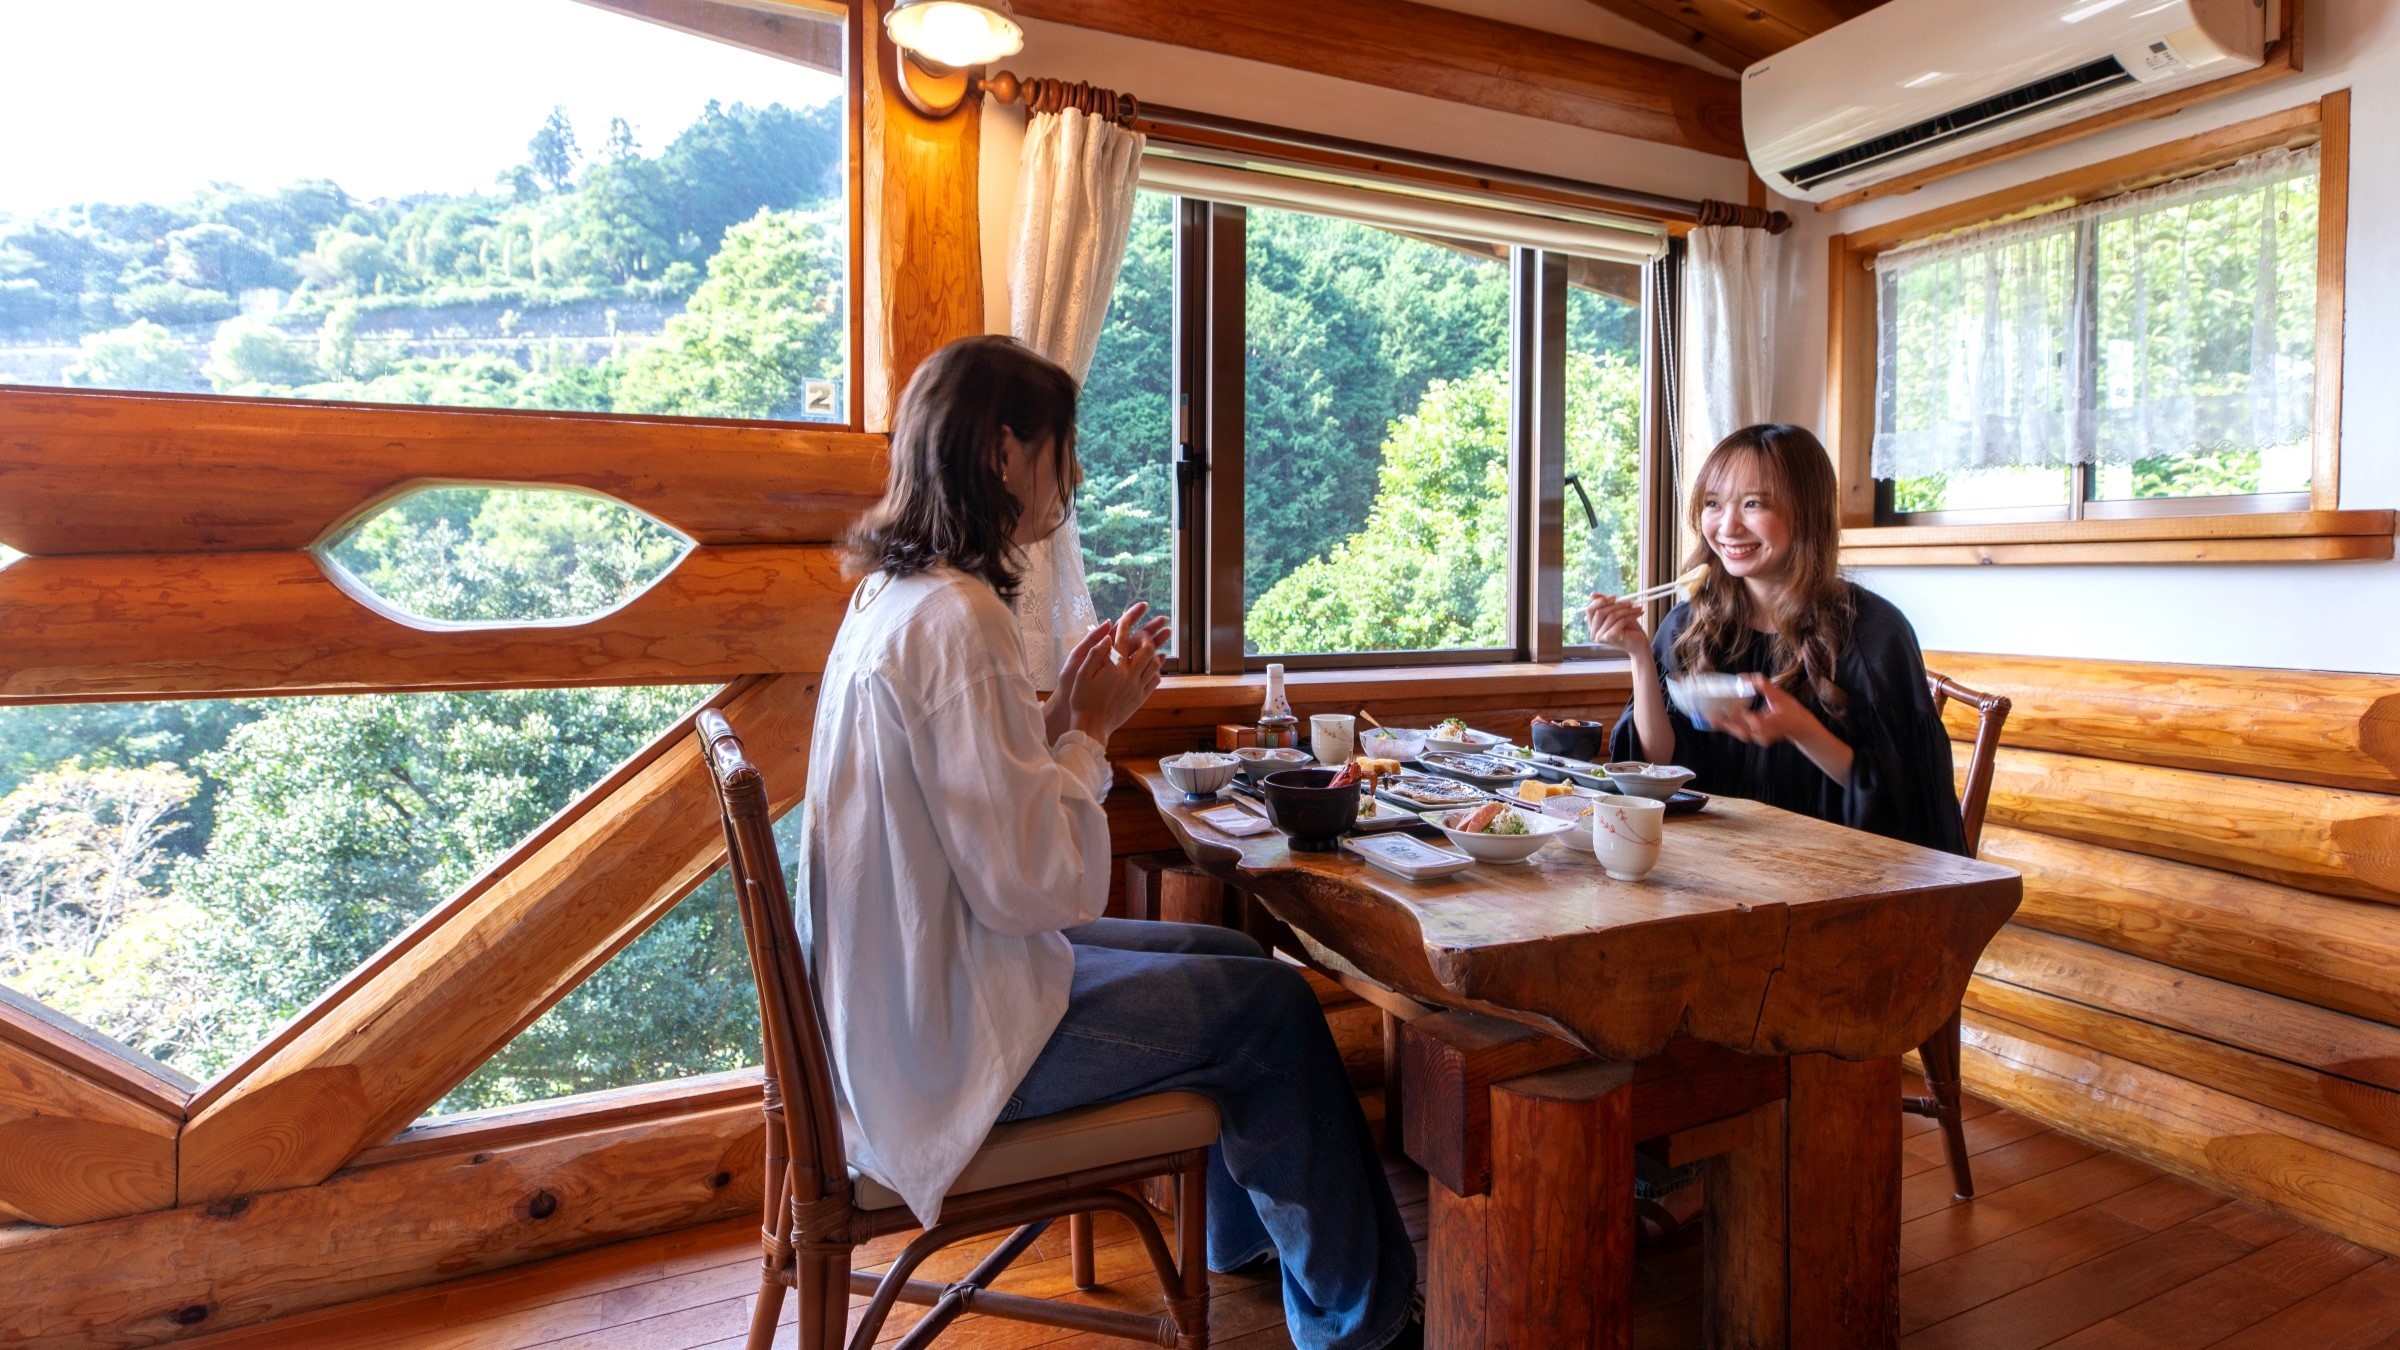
[0,500,759,1107]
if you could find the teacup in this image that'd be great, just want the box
[1588,792,1665,881]
[1310,713,1357,767]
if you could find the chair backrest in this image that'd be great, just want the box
[1926,671,2012,857]
[697,708,851,1212]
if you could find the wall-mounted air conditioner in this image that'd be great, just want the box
[1743,0,2268,202]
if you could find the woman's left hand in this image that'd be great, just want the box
[1710,679,1822,748]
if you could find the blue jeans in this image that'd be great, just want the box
[999,918,1417,1350]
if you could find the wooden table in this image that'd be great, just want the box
[1138,767,2021,1349]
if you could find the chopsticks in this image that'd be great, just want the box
[1614,564,1709,607]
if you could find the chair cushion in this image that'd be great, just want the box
[851,1091,1220,1213]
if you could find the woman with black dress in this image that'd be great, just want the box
[1586,422,1964,857]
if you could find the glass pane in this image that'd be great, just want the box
[1242,209,1512,655]
[2090,167,2317,498]
[428,807,801,1115]
[0,0,848,422]
[1560,275,1644,645]
[0,686,710,1078]
[1075,190,1175,648]
[1889,465,2074,514]
[322,485,692,625]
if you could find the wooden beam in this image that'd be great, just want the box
[0,984,192,1116]
[1843,534,2393,567]
[860,0,984,431]
[175,674,817,1205]
[1988,826,2400,1030]
[0,998,181,1226]
[0,1099,763,1349]
[1971,744,2400,905]
[1925,651,2400,794]
[1576,0,1881,70]
[1011,0,1746,159]
[1959,1011,2400,1259]
[0,388,885,555]
[567,0,844,75]
[0,545,848,703]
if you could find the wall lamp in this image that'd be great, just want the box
[884,0,1024,118]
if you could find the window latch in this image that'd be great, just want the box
[1173,441,1206,532]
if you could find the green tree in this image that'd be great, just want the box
[207,317,319,391]
[64,319,203,391]
[530,105,581,193]
[615,207,845,420]
[1073,191,1175,626]
[325,486,689,625]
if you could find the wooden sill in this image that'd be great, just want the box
[1148,660,1636,710]
[1840,510,2395,567]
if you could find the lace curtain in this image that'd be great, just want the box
[1004,108,1146,690]
[1872,145,2319,482]
[1681,223,1781,467]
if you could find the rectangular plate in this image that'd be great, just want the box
[1378,773,1492,812]
[1416,751,1543,787]
[1349,796,1425,833]
[1343,832,1475,881]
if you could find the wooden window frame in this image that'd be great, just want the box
[1160,199,1655,672]
[1830,90,2393,568]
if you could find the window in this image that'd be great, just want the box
[1833,93,2381,565]
[0,0,850,424]
[1106,166,1667,670]
[1875,146,2318,523]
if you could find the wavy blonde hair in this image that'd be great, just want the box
[1671,424,1855,719]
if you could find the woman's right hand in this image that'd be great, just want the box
[1584,593,1653,664]
[1064,621,1164,746]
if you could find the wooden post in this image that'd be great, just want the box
[1704,1099,1788,1350]
[1429,1060,1636,1349]
[1787,1054,1901,1348]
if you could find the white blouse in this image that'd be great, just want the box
[802,567,1113,1226]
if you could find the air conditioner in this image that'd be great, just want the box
[1742,0,2268,202]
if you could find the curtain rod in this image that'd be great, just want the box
[1131,103,1705,223]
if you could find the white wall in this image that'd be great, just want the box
[975,12,1753,333]
[1773,0,2400,674]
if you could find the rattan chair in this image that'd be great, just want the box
[1907,671,2013,1200]
[698,709,1217,1350]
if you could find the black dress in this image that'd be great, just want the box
[1609,584,1967,857]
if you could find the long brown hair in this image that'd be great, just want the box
[844,336,1080,604]
[1671,424,1855,719]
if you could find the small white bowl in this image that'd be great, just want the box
[1665,673,1757,731]
[1358,727,1429,762]
[1232,746,1311,781]
[1600,762,1697,801]
[1534,788,1604,851]
[1162,751,1240,798]
[1431,805,1579,863]
[1425,726,1502,755]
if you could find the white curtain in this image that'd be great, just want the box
[1680,224,1781,472]
[1005,107,1146,689]
[1872,145,2319,481]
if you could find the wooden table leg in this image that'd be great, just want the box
[1787,1054,1901,1348]
[1428,1060,1636,1349]
[1703,1099,1788,1350]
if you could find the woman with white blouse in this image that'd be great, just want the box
[805,337,1420,1350]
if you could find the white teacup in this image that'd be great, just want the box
[1310,713,1356,767]
[1588,792,1666,881]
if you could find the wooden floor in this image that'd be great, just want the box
[190,1085,2400,1350]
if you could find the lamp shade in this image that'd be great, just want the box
[884,0,1024,69]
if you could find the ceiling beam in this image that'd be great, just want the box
[1010,0,1746,160]
[1575,0,1885,71]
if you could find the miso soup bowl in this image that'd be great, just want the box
[1259,768,1363,852]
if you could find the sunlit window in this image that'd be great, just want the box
[0,0,849,422]
[1561,271,1644,643]
[1075,190,1175,646]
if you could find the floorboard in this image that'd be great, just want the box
[188,1088,2399,1350]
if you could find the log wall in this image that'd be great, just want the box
[1924,650,2400,1258]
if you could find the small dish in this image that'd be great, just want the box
[1533,787,1605,851]
[1348,793,1424,833]
[1358,727,1430,762]
[1430,804,1579,863]
[1343,832,1475,881]
[1665,673,1757,731]
[1418,751,1542,789]
[1161,751,1240,799]
[1601,762,1698,801]
[1232,745,1312,782]
[1425,724,1506,755]
[1663,789,1711,817]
